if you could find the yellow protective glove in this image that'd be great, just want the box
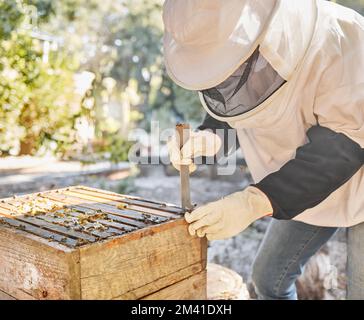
[185,186,273,240]
[167,129,222,173]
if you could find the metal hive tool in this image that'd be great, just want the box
[0,186,184,248]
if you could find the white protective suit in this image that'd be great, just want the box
[198,0,364,227]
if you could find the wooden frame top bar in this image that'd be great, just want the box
[0,186,185,248]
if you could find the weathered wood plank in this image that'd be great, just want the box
[57,205,141,231]
[0,226,80,300]
[41,193,150,228]
[0,195,109,245]
[36,215,113,239]
[142,271,207,300]
[0,289,16,300]
[115,263,205,300]
[63,189,174,221]
[75,186,184,214]
[79,219,206,300]
[0,186,207,300]
[20,216,97,243]
[0,206,13,216]
[70,186,183,217]
[0,217,78,247]
[32,199,137,233]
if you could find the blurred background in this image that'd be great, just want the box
[0,0,363,300]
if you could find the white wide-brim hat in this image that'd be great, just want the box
[163,0,278,91]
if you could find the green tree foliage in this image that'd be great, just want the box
[51,0,202,130]
[0,31,85,156]
[0,1,91,157]
[24,0,55,21]
[0,0,24,39]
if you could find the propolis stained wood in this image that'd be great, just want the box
[0,186,207,300]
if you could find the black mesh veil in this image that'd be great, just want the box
[200,47,286,117]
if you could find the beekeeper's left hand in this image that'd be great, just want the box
[185,186,273,240]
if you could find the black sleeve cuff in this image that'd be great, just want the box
[254,126,364,220]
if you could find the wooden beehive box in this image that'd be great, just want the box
[0,186,207,300]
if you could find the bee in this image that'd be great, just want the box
[117,203,129,210]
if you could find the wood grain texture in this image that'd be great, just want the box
[79,219,206,300]
[115,263,204,300]
[0,290,16,300]
[0,186,207,300]
[0,226,80,300]
[142,271,207,300]
[74,186,184,215]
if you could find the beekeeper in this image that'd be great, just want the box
[164,0,364,300]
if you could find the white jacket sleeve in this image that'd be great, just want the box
[314,17,364,148]
[254,16,364,221]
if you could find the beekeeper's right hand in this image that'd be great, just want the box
[167,130,222,173]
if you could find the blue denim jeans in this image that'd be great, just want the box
[252,219,364,300]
